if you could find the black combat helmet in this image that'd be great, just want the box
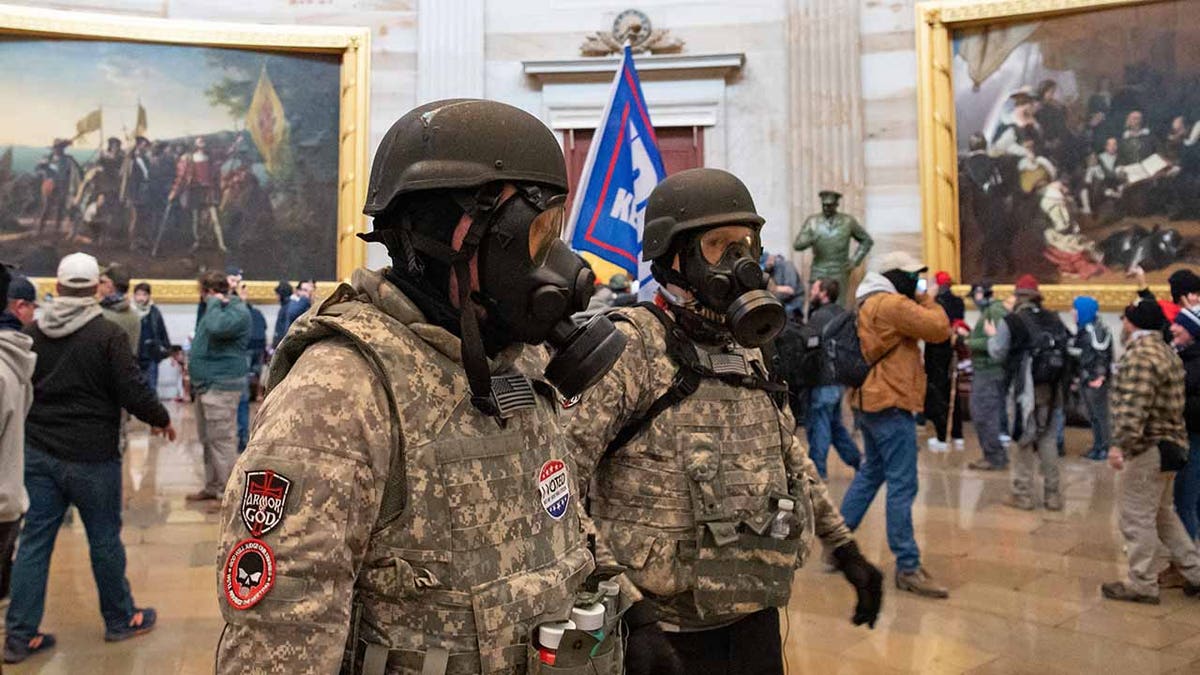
[363,99,568,218]
[642,167,765,262]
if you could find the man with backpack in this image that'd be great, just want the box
[838,251,951,599]
[986,274,1071,511]
[804,277,862,479]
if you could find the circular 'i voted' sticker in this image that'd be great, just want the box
[538,459,571,520]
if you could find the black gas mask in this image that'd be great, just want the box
[474,185,626,399]
[385,183,626,415]
[660,228,786,347]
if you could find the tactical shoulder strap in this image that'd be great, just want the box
[603,303,785,455]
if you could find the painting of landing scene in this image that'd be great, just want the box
[0,38,340,280]
[953,0,1200,284]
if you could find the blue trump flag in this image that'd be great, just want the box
[565,46,666,299]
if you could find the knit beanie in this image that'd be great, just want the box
[1125,298,1166,331]
[1177,307,1200,340]
[1015,274,1039,295]
[1073,296,1099,327]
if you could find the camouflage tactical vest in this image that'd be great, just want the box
[591,306,815,628]
[314,299,594,674]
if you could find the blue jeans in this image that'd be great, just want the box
[840,408,921,573]
[138,360,159,397]
[5,444,136,639]
[237,382,250,454]
[1174,433,1200,540]
[806,385,862,479]
[1082,383,1111,456]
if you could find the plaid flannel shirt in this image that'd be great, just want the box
[1112,332,1187,457]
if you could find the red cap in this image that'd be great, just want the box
[1160,299,1181,323]
[935,271,952,287]
[1015,274,1039,292]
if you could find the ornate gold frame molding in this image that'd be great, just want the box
[916,0,1167,309]
[0,4,370,303]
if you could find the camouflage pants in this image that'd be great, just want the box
[196,388,241,496]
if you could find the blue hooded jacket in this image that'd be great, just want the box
[1073,296,1099,327]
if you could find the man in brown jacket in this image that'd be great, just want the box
[840,251,952,598]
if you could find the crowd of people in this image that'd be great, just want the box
[0,251,317,664]
[771,257,1200,606]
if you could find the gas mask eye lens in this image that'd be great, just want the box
[528,194,566,266]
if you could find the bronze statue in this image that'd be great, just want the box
[793,190,873,303]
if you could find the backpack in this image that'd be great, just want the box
[821,310,895,388]
[1015,311,1069,385]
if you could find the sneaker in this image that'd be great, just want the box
[185,490,218,502]
[1101,581,1159,605]
[896,567,949,599]
[1007,494,1036,511]
[105,607,157,642]
[967,459,1004,471]
[927,438,948,453]
[3,633,56,664]
[953,438,965,451]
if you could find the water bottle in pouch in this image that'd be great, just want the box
[771,498,795,540]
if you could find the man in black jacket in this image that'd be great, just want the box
[924,272,966,451]
[1171,307,1200,540]
[3,253,176,665]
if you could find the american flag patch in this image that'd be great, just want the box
[709,352,750,376]
[490,374,537,418]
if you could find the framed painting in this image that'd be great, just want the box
[0,5,370,303]
[917,0,1199,307]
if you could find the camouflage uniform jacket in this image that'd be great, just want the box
[566,305,853,629]
[215,268,594,675]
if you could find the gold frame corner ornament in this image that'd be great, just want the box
[915,0,1167,310]
[0,4,371,303]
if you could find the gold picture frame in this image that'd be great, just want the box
[916,0,1177,308]
[0,4,370,303]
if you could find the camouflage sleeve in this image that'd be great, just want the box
[780,408,854,548]
[565,315,656,493]
[215,339,393,675]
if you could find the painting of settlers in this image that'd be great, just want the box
[0,38,340,280]
[954,0,1200,285]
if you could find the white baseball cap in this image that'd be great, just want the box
[56,252,100,289]
[875,251,928,274]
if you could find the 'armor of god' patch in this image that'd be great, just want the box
[240,470,292,537]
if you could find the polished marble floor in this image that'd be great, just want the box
[5,402,1200,674]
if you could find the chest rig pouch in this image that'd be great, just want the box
[608,304,807,621]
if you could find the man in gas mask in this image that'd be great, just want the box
[214,99,633,675]
[568,168,883,674]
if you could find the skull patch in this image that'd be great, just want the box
[223,538,276,610]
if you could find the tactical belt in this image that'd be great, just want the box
[605,302,787,454]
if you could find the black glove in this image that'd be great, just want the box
[623,600,684,675]
[832,541,883,628]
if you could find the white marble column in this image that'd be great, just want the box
[786,0,866,240]
[416,0,484,104]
